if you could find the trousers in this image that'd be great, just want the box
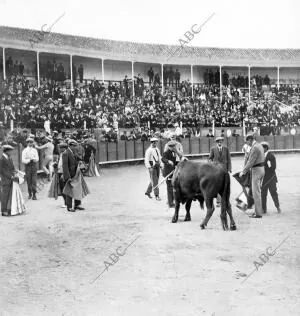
[251,166,265,216]
[146,165,160,197]
[58,173,66,205]
[64,180,81,209]
[25,163,37,195]
[261,178,280,212]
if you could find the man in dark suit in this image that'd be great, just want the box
[62,140,85,212]
[209,136,232,206]
[162,140,178,208]
[261,142,281,214]
[0,145,18,216]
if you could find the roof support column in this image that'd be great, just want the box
[277,66,280,87]
[219,65,222,103]
[37,51,40,88]
[191,65,194,98]
[2,47,6,80]
[248,65,251,103]
[70,54,73,90]
[101,59,104,83]
[161,64,164,94]
[131,61,135,97]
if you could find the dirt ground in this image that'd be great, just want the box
[0,154,299,316]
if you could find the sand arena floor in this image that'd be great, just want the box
[0,154,299,316]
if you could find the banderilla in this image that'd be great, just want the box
[152,170,175,191]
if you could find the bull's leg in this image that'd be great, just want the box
[200,198,215,229]
[227,203,237,231]
[184,199,192,222]
[220,198,229,231]
[172,196,180,223]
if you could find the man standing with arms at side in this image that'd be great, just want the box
[239,133,265,218]
[261,141,281,214]
[209,136,232,207]
[22,138,39,200]
[162,140,177,208]
[144,137,162,201]
[62,140,85,212]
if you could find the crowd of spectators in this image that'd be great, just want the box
[0,60,299,143]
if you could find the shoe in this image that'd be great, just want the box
[277,207,282,213]
[2,212,9,216]
[32,195,37,200]
[75,206,85,211]
[169,204,175,208]
[145,192,152,199]
[249,214,262,218]
[155,196,162,201]
[262,209,267,214]
[68,208,76,212]
[28,194,32,199]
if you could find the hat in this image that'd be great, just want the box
[26,138,34,142]
[2,144,14,151]
[53,130,58,134]
[150,137,158,142]
[215,136,224,142]
[261,141,270,149]
[68,139,78,146]
[168,140,177,147]
[245,132,254,140]
[58,142,68,148]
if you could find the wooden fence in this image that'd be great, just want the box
[1,135,299,170]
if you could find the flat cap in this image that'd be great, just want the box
[58,142,68,148]
[2,144,14,151]
[215,136,224,142]
[167,140,177,146]
[26,137,34,142]
[150,137,159,142]
[68,139,78,146]
[261,141,270,148]
[245,132,255,140]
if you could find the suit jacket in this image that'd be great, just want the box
[209,146,232,172]
[162,149,177,177]
[0,155,15,186]
[62,148,78,181]
[242,141,265,174]
[263,151,277,184]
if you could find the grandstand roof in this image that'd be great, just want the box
[0,25,300,66]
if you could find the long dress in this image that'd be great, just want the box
[48,169,62,200]
[10,171,27,216]
[84,152,100,177]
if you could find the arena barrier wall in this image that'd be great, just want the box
[0,135,299,171]
[96,135,300,167]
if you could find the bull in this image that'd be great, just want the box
[171,160,236,231]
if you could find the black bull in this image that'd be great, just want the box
[171,160,237,231]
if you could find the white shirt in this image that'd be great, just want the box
[144,146,162,169]
[58,153,63,173]
[22,147,39,164]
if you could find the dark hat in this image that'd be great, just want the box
[58,142,68,148]
[245,132,255,140]
[261,141,270,149]
[68,139,78,146]
[2,144,14,151]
